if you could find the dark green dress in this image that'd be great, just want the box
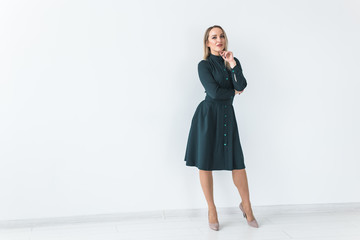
[184,53,248,171]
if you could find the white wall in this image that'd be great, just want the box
[0,0,359,221]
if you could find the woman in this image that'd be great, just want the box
[184,25,259,231]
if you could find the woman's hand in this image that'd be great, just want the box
[235,89,244,95]
[220,50,234,62]
[220,50,236,68]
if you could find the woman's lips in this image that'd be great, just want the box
[217,44,223,47]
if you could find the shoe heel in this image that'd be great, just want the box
[239,202,246,218]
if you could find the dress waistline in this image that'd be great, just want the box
[205,95,234,104]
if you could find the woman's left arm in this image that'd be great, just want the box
[230,57,247,91]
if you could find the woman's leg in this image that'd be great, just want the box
[199,169,218,223]
[232,169,255,221]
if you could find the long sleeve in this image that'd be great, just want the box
[230,57,247,91]
[198,60,234,100]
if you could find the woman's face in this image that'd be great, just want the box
[206,27,225,55]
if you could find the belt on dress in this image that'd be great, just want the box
[205,95,234,105]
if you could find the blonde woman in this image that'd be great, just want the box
[184,25,259,231]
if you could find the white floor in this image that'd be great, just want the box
[1,203,360,240]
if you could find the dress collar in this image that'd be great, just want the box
[209,52,224,62]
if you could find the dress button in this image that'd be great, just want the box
[226,77,228,80]
[232,70,234,72]
[224,124,226,126]
[225,114,227,117]
[223,68,226,71]
[224,133,227,136]
[224,105,227,108]
[224,143,227,146]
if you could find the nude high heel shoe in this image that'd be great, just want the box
[239,202,259,228]
[209,222,219,231]
[208,210,219,231]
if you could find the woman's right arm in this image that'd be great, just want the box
[198,60,236,100]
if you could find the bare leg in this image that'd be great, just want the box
[232,169,255,221]
[199,169,218,224]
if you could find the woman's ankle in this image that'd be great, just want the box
[208,205,217,210]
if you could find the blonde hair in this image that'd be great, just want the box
[203,25,231,70]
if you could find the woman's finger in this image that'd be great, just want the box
[220,51,226,59]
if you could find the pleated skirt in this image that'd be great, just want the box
[184,95,245,171]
